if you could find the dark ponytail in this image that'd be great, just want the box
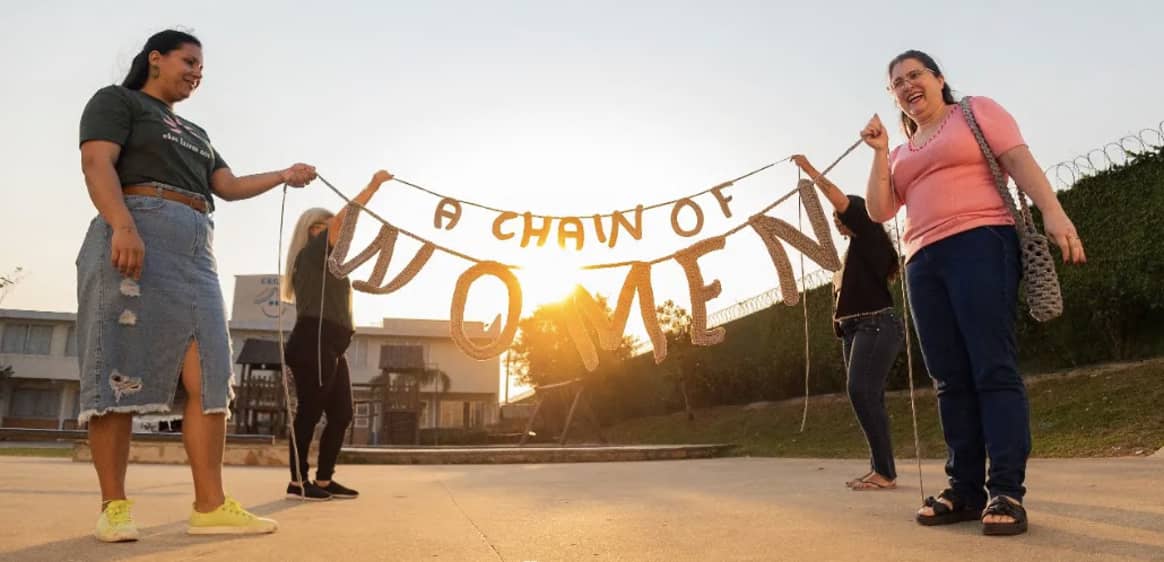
[121,29,201,90]
[887,50,957,139]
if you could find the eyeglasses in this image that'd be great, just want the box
[888,68,935,91]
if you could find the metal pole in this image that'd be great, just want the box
[504,352,511,404]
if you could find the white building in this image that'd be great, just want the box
[0,274,502,435]
[229,275,502,440]
[0,310,80,429]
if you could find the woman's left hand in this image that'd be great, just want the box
[1043,209,1086,264]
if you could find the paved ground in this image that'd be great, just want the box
[1,456,1161,561]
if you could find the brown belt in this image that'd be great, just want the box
[123,185,209,213]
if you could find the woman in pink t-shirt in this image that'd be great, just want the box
[858,50,1086,536]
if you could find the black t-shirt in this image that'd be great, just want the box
[79,85,228,210]
[292,229,353,331]
[834,196,896,319]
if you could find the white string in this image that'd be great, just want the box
[892,214,925,502]
[797,173,811,433]
[276,185,306,497]
[318,235,327,389]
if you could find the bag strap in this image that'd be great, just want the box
[958,97,1036,238]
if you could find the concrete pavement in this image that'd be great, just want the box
[1,456,1161,561]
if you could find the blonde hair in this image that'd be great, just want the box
[282,208,335,302]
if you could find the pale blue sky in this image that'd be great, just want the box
[1,0,1159,335]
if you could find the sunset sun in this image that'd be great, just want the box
[513,254,584,309]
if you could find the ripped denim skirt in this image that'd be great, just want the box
[75,184,234,423]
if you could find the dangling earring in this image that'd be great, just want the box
[149,65,159,79]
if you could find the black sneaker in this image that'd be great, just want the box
[316,480,359,499]
[286,482,332,501]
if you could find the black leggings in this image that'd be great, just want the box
[284,317,354,482]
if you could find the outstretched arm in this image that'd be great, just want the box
[792,154,850,213]
[211,163,317,201]
[328,169,394,245]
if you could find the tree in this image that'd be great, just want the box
[374,368,450,405]
[373,366,452,444]
[0,268,21,400]
[0,267,22,305]
[509,293,638,389]
[412,368,451,443]
[656,300,696,420]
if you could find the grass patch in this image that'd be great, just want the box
[0,446,73,458]
[602,359,1164,458]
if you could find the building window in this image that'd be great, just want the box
[65,326,78,356]
[358,339,368,366]
[27,325,52,355]
[1,324,25,353]
[9,387,60,418]
[345,338,368,368]
[379,344,424,371]
[354,417,369,428]
[469,401,487,429]
[439,400,465,428]
[1,324,53,355]
[354,403,370,417]
[418,400,434,428]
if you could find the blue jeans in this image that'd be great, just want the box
[840,309,904,480]
[906,225,1029,507]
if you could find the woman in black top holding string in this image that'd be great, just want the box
[280,170,392,501]
[793,155,904,491]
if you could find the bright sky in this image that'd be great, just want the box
[2,1,1160,349]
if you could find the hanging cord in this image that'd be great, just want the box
[390,158,791,221]
[783,138,888,436]
[277,185,306,497]
[892,214,925,502]
[797,171,811,433]
[318,231,328,388]
[311,139,864,272]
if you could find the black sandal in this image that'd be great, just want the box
[916,489,982,526]
[981,496,1028,536]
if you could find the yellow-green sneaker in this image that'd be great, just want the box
[95,499,140,543]
[187,497,278,535]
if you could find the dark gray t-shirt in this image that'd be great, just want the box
[293,230,354,331]
[80,85,228,210]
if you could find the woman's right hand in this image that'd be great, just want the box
[282,163,318,188]
[368,169,394,191]
[861,114,889,152]
[110,225,145,280]
[790,154,812,174]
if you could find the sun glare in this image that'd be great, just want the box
[514,253,584,310]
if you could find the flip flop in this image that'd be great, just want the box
[850,476,897,491]
[845,472,875,488]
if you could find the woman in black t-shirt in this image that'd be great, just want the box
[280,170,393,501]
[793,155,904,491]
